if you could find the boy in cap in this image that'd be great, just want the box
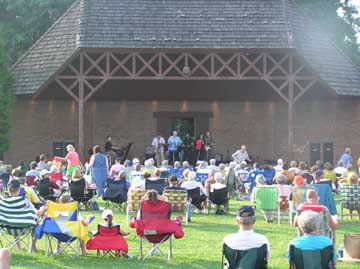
[223,205,270,258]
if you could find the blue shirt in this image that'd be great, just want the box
[340,153,352,167]
[168,136,182,152]
[246,168,264,191]
[262,168,275,185]
[288,235,336,260]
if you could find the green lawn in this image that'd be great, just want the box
[10,198,360,269]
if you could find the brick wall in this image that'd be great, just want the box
[5,98,360,166]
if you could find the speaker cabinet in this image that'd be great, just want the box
[310,142,321,166]
[323,142,334,165]
[53,141,64,157]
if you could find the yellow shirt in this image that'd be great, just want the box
[23,185,40,204]
[323,170,337,182]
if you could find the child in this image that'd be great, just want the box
[101,209,129,236]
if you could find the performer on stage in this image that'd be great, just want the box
[204,130,215,161]
[232,145,251,164]
[167,131,182,165]
[104,136,122,159]
[182,133,194,164]
[195,133,206,162]
[152,134,166,166]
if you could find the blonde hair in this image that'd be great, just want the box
[59,194,72,204]
[67,144,75,152]
[347,172,358,185]
[144,189,158,202]
[72,168,82,180]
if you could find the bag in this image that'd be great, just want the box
[344,233,360,260]
[90,198,100,211]
[84,167,95,184]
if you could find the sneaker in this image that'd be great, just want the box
[194,209,200,214]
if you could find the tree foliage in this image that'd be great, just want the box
[0,34,14,155]
[0,0,75,64]
[297,0,360,64]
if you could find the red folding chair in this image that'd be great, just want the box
[25,176,37,188]
[86,225,128,258]
[135,200,183,261]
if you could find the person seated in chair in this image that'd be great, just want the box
[209,172,229,214]
[109,158,125,177]
[70,169,96,200]
[25,161,40,178]
[38,169,62,198]
[181,171,208,214]
[223,205,270,259]
[288,210,336,264]
[295,190,338,234]
[101,209,129,235]
[164,175,185,191]
[18,177,41,209]
[7,180,46,252]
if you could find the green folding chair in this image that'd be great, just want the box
[289,245,334,269]
[222,243,268,269]
[254,186,277,223]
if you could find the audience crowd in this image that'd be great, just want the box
[0,144,359,267]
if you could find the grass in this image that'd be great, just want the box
[9,197,360,269]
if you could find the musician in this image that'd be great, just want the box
[104,136,121,159]
[167,131,182,165]
[151,134,166,166]
[204,130,215,161]
[182,133,193,164]
[232,145,251,164]
[195,133,206,162]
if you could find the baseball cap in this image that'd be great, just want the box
[40,169,50,178]
[237,205,255,217]
[102,209,113,219]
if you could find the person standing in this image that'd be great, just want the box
[152,134,166,166]
[195,133,206,162]
[88,145,108,198]
[339,147,352,168]
[167,131,182,165]
[232,145,251,164]
[56,144,83,177]
[182,133,193,164]
[204,130,215,162]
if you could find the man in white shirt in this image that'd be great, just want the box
[152,134,166,166]
[223,206,270,259]
[274,158,283,173]
[210,172,229,213]
[232,145,251,164]
[181,171,208,213]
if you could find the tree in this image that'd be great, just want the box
[0,0,75,64]
[0,34,14,157]
[296,0,360,64]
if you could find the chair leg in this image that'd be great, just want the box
[138,237,142,260]
[168,235,172,260]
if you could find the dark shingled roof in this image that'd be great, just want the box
[11,1,80,95]
[11,0,360,96]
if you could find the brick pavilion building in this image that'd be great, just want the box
[7,0,360,164]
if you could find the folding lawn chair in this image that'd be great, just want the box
[86,225,128,258]
[35,201,89,258]
[254,186,278,223]
[103,178,128,211]
[196,172,208,185]
[276,184,293,224]
[222,243,268,269]
[310,184,337,215]
[69,179,93,209]
[136,200,184,261]
[289,186,315,225]
[289,245,334,269]
[209,187,229,214]
[145,178,166,195]
[296,204,333,240]
[339,183,360,220]
[163,189,190,224]
[125,189,147,224]
[37,178,58,201]
[25,176,37,188]
[0,196,37,252]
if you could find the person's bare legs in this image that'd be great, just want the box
[349,209,353,220]
[0,248,11,269]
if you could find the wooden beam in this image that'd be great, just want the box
[288,80,294,160]
[78,79,85,160]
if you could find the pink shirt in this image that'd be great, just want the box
[67,151,80,167]
[109,163,125,176]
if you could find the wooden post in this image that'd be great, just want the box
[288,80,294,160]
[78,78,85,160]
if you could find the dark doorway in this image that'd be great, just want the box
[171,118,194,141]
